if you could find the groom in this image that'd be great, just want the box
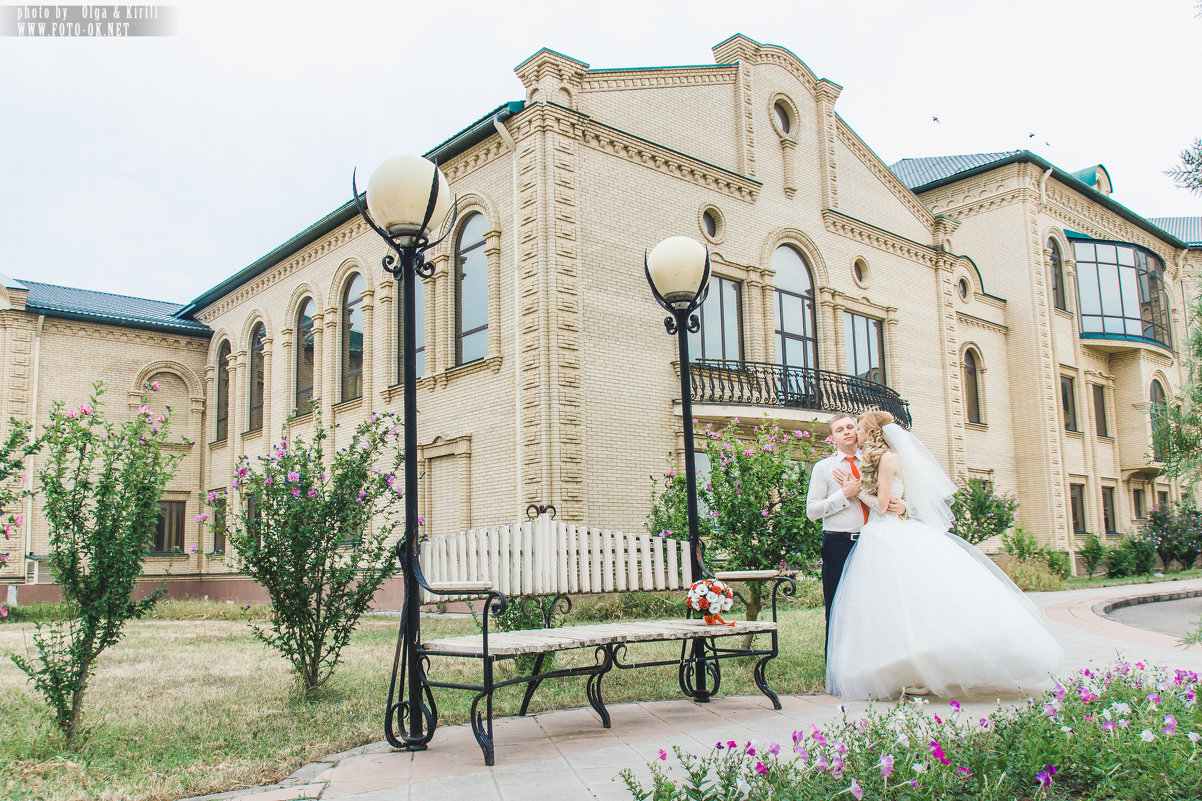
[805,413,903,653]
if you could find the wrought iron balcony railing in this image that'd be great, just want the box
[690,358,913,429]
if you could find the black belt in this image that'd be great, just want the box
[825,530,859,540]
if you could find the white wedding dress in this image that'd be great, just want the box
[825,426,1063,701]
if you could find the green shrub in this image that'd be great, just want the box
[1106,535,1158,578]
[572,591,686,623]
[1077,533,1106,576]
[1002,526,1041,562]
[949,476,1018,546]
[1043,549,1071,579]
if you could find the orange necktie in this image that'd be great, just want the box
[846,456,869,524]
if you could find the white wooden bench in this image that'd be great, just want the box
[411,512,796,764]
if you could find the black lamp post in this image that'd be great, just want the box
[644,235,714,700]
[353,154,456,751]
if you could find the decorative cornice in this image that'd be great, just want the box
[515,104,761,202]
[197,218,368,323]
[821,210,937,266]
[580,66,737,92]
[956,312,1008,335]
[42,319,209,351]
[835,119,935,229]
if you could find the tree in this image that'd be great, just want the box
[949,477,1018,546]
[646,417,827,622]
[0,418,37,620]
[11,382,181,742]
[209,412,404,693]
[1166,139,1202,196]
[1151,291,1202,486]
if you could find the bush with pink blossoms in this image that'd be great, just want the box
[207,411,404,693]
[623,660,1202,800]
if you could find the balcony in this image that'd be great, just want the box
[690,359,912,428]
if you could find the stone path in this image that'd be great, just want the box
[184,579,1202,801]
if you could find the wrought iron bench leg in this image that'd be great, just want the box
[586,645,615,728]
[678,636,721,702]
[517,652,547,717]
[753,631,783,710]
[470,656,498,766]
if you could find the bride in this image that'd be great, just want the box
[825,410,1063,700]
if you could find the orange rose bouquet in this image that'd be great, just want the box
[685,578,735,625]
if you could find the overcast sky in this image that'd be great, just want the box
[3,0,1201,305]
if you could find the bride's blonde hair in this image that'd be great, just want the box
[856,410,895,496]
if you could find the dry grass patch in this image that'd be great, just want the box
[1,606,824,801]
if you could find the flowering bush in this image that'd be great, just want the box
[0,417,36,620]
[1106,535,1158,578]
[207,411,404,693]
[1140,501,1202,571]
[685,578,734,623]
[949,476,1018,547]
[646,417,827,621]
[11,382,181,742]
[623,660,1202,800]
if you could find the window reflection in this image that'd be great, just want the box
[342,274,365,401]
[773,245,818,371]
[844,312,885,385]
[1073,239,1171,347]
[456,213,489,365]
[396,275,425,383]
[295,300,314,414]
[215,341,231,442]
[688,276,742,361]
[248,323,266,431]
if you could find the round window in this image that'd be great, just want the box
[958,278,970,299]
[698,205,725,243]
[773,101,791,134]
[853,261,864,283]
[852,258,869,287]
[702,211,717,238]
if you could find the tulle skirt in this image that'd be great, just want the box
[825,514,1063,700]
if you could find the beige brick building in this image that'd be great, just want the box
[3,35,1200,592]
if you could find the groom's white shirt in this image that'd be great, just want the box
[806,451,865,532]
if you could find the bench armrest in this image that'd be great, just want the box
[427,580,495,595]
[713,570,781,582]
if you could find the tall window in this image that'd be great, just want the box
[211,494,227,553]
[772,245,818,370]
[844,312,886,384]
[455,213,489,365]
[396,276,426,383]
[1061,375,1078,432]
[1158,490,1169,508]
[1150,379,1167,461]
[1101,487,1117,534]
[248,323,266,432]
[962,349,982,424]
[1069,483,1086,534]
[1132,488,1145,520]
[688,276,742,361]
[1092,384,1109,438]
[153,500,185,552]
[1048,238,1066,311]
[215,341,231,442]
[341,274,365,402]
[1073,239,1172,347]
[295,299,315,415]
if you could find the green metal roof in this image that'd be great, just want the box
[1147,217,1202,248]
[19,279,211,335]
[889,151,1190,250]
[175,101,526,319]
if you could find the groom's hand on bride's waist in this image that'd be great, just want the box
[885,497,906,515]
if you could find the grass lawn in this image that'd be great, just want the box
[0,601,826,801]
[1062,566,1202,590]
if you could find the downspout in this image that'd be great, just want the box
[25,313,43,573]
[493,114,523,507]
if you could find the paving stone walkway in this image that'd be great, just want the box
[185,579,1202,801]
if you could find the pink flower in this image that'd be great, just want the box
[949,700,961,713]
[1102,721,1117,732]
[814,755,829,772]
[139,405,151,416]
[755,762,767,776]
[264,477,273,485]
[848,778,862,800]
[0,604,7,618]
[65,409,79,419]
[928,741,950,766]
[957,766,972,779]
[1036,765,1057,788]
[307,490,318,497]
[657,749,667,761]
[1164,714,1178,736]
[292,487,301,498]
[190,545,198,553]
[206,491,218,501]
[195,513,209,522]
[151,380,160,391]
[1043,704,1058,718]
[287,472,300,482]
[879,754,894,778]
[793,745,809,761]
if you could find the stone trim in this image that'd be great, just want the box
[821,210,937,266]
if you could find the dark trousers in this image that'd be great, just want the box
[821,532,859,656]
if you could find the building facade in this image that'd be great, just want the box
[3,35,1200,591]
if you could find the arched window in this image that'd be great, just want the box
[295,299,315,414]
[215,341,231,442]
[963,349,982,424]
[396,276,426,383]
[772,245,818,371]
[455,213,489,365]
[341,274,365,402]
[1151,379,1168,461]
[1048,238,1066,311]
[248,323,266,432]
